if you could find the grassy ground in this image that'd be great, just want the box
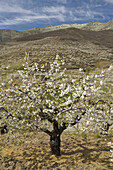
[0,130,113,169]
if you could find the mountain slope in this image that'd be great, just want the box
[1,20,113,42]
[0,29,21,42]
[13,27,113,48]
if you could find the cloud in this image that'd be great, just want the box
[0,0,66,27]
[74,8,104,19]
[56,0,67,4]
[42,6,66,14]
[0,5,33,14]
[0,0,112,30]
[67,3,105,22]
[0,12,65,26]
[104,0,113,3]
[0,0,35,14]
[0,3,104,27]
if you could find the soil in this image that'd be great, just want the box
[0,131,113,170]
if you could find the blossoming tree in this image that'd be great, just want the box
[0,53,113,156]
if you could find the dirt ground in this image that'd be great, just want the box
[0,130,113,170]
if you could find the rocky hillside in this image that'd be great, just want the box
[1,20,113,42]
[32,20,113,32]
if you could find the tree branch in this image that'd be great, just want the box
[59,122,68,135]
[70,108,86,126]
[39,108,54,123]
[39,127,52,136]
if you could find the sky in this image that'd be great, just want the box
[0,0,113,31]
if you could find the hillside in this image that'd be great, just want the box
[0,29,21,42]
[13,27,113,48]
[0,21,113,85]
[1,20,113,42]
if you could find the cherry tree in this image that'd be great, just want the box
[0,53,113,156]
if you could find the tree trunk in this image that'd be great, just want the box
[50,131,61,156]
[41,120,67,156]
[50,120,61,156]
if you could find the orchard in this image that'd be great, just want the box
[0,52,113,156]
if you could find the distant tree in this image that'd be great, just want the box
[0,53,113,156]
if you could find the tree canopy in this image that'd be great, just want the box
[0,53,113,155]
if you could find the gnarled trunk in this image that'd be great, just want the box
[50,120,61,156]
[40,120,67,156]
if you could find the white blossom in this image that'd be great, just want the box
[100,80,103,85]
